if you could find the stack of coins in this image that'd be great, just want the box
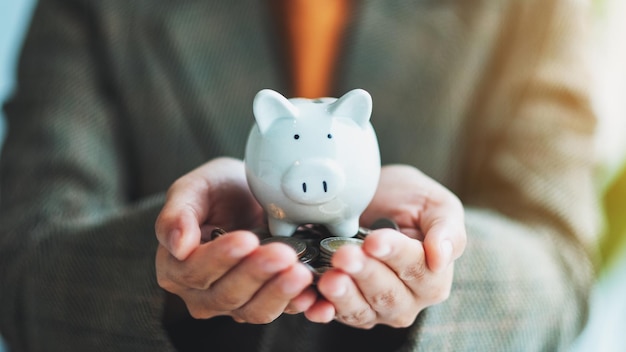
[353,227,371,240]
[291,224,328,247]
[258,235,321,266]
[317,237,364,269]
[209,218,399,281]
[298,245,319,265]
[260,236,307,258]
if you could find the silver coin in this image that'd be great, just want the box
[261,236,307,257]
[314,265,333,274]
[318,249,333,258]
[317,257,332,265]
[353,227,371,240]
[299,246,319,264]
[209,227,227,241]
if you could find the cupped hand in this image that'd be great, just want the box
[304,164,466,328]
[155,157,316,323]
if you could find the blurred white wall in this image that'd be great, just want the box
[0,3,37,350]
[0,0,37,148]
[572,1,626,351]
[592,0,626,186]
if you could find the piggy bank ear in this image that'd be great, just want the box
[253,89,298,134]
[328,89,372,128]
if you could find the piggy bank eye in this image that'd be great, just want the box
[294,134,300,140]
[327,134,333,139]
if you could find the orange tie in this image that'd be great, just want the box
[273,0,351,98]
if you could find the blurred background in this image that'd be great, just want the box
[0,1,624,351]
[0,0,36,151]
[571,0,626,351]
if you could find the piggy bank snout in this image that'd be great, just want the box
[281,159,346,205]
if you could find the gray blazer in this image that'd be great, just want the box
[0,0,599,351]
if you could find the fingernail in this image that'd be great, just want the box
[342,258,364,274]
[281,281,302,295]
[261,257,288,273]
[168,229,181,254]
[330,283,347,298]
[370,243,391,258]
[227,244,250,259]
[281,265,310,295]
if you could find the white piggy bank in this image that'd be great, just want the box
[244,89,381,237]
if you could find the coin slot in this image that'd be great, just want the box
[323,181,328,192]
[302,182,307,193]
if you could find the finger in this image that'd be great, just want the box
[420,199,466,272]
[157,231,260,292]
[285,286,319,314]
[361,229,429,288]
[363,230,454,315]
[379,165,466,272]
[156,157,253,260]
[155,172,213,260]
[317,267,377,328]
[235,263,313,323]
[329,244,414,326]
[156,244,182,293]
[304,297,336,323]
[205,243,299,312]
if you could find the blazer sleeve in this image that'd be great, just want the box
[0,0,174,350]
[422,0,601,349]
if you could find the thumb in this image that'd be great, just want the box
[422,218,466,273]
[156,206,202,260]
